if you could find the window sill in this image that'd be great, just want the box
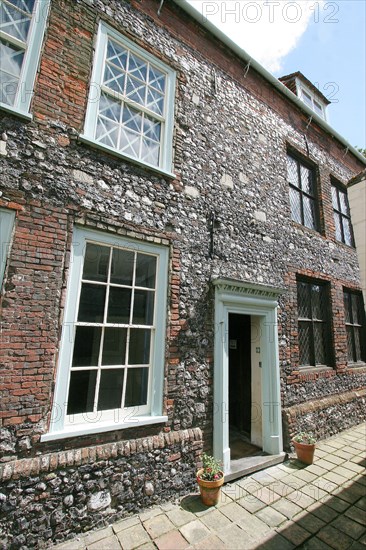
[0,103,33,121]
[347,361,366,369]
[78,134,176,179]
[298,365,333,373]
[40,414,168,442]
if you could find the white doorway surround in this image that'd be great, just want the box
[213,279,285,475]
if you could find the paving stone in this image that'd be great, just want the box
[116,524,150,550]
[322,495,351,513]
[237,494,267,513]
[323,455,347,466]
[293,470,318,483]
[295,510,326,534]
[140,507,163,522]
[143,514,175,539]
[280,474,307,490]
[337,450,356,460]
[236,511,271,539]
[300,535,334,549]
[316,458,340,471]
[220,501,252,523]
[251,486,282,505]
[236,478,262,493]
[216,523,256,549]
[255,506,287,527]
[331,515,366,539]
[317,524,354,549]
[137,544,156,550]
[278,463,303,474]
[358,532,366,544]
[160,502,177,512]
[345,504,366,526]
[326,440,346,450]
[342,462,366,475]
[287,490,316,509]
[113,516,141,534]
[268,480,296,498]
[84,527,114,546]
[317,444,340,454]
[271,497,303,519]
[179,520,211,544]
[348,542,366,550]
[222,482,247,500]
[191,533,225,549]
[333,483,366,504]
[333,466,359,479]
[155,530,189,550]
[355,496,366,511]
[180,495,213,517]
[88,534,121,550]
[307,502,339,523]
[276,520,311,545]
[313,477,339,493]
[301,484,328,502]
[354,475,366,487]
[305,464,328,476]
[265,467,288,480]
[250,471,278,486]
[250,531,295,550]
[167,508,196,528]
[200,509,231,531]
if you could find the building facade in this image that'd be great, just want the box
[0,0,365,546]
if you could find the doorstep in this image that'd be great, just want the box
[225,452,287,482]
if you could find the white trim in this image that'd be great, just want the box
[41,415,168,442]
[213,280,284,475]
[295,78,328,122]
[0,207,15,289]
[48,226,169,439]
[82,22,176,173]
[0,0,50,116]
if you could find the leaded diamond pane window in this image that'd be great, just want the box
[286,154,319,231]
[0,0,48,113]
[297,280,331,367]
[331,182,354,246]
[343,290,366,363]
[83,23,176,173]
[67,241,158,416]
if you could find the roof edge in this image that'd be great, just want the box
[172,0,366,167]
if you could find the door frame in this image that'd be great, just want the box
[213,279,284,474]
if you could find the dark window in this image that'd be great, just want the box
[297,280,331,367]
[287,154,319,231]
[343,290,366,363]
[331,183,354,246]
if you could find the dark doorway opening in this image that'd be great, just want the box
[229,313,262,459]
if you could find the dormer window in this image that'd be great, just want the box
[279,72,330,122]
[298,84,327,121]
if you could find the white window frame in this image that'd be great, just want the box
[0,207,15,289]
[0,0,50,119]
[295,79,328,122]
[42,227,169,442]
[80,22,176,177]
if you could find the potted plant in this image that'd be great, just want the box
[196,453,224,506]
[292,431,316,465]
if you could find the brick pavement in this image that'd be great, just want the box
[54,424,366,549]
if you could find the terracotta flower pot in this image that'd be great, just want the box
[196,468,224,506]
[292,440,316,465]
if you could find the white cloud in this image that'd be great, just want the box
[185,0,323,73]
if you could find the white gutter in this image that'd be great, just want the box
[173,0,366,166]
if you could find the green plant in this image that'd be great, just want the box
[293,431,316,445]
[198,453,223,481]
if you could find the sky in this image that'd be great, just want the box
[185,0,366,149]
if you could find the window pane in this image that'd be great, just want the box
[297,282,310,318]
[119,127,141,158]
[141,137,160,166]
[289,187,302,224]
[354,328,362,362]
[129,329,151,364]
[97,368,124,411]
[78,283,106,323]
[0,2,32,42]
[351,294,360,325]
[107,287,131,323]
[300,165,313,195]
[146,87,164,115]
[122,104,143,133]
[298,322,311,366]
[343,218,353,246]
[133,289,154,325]
[135,254,156,288]
[334,213,343,242]
[67,370,97,414]
[102,327,127,365]
[149,65,165,93]
[125,367,148,407]
[313,322,326,364]
[143,115,161,142]
[72,326,102,367]
[314,101,323,117]
[0,39,23,105]
[128,52,147,82]
[302,90,312,107]
[303,196,316,230]
[346,326,354,362]
[343,292,351,323]
[104,63,125,95]
[311,285,324,320]
[339,191,349,214]
[110,248,134,285]
[82,243,110,282]
[106,39,127,71]
[287,156,299,187]
[99,93,122,123]
[125,74,146,106]
[331,186,338,209]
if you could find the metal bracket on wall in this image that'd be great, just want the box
[157,0,165,16]
[244,60,251,78]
